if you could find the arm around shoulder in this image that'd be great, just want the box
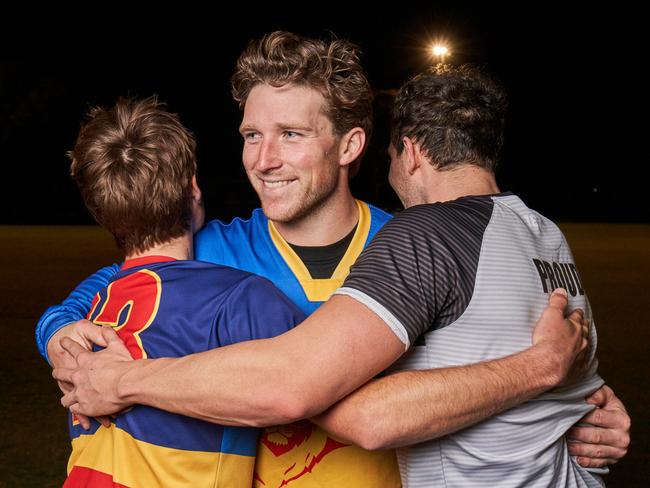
[314,290,588,450]
[115,295,405,426]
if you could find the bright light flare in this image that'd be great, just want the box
[432,45,449,57]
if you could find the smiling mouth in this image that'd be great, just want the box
[260,179,295,189]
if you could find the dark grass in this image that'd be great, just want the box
[0,225,647,486]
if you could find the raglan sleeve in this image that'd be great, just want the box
[334,208,457,348]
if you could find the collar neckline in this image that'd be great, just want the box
[121,255,177,271]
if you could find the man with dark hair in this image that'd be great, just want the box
[313,65,610,486]
[43,33,628,486]
[60,97,304,487]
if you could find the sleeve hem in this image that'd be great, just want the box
[334,287,410,350]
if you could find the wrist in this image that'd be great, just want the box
[115,359,149,404]
[525,342,565,389]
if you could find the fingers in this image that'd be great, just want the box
[585,385,608,407]
[52,367,75,384]
[76,413,91,430]
[566,307,585,324]
[56,380,73,395]
[585,385,627,411]
[567,425,622,447]
[96,416,112,428]
[573,454,619,468]
[51,344,78,370]
[61,390,77,409]
[567,438,626,467]
[580,405,631,431]
[60,337,90,362]
[547,288,568,311]
[567,423,630,464]
[77,320,109,348]
[100,325,122,346]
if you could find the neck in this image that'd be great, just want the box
[422,165,500,205]
[273,184,358,246]
[125,231,194,262]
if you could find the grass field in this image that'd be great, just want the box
[1,224,647,487]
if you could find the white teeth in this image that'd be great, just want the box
[262,180,293,188]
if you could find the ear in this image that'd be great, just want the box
[338,127,366,167]
[190,175,205,233]
[191,175,202,202]
[401,136,422,175]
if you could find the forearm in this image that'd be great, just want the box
[314,344,562,450]
[113,299,404,427]
[60,296,410,427]
[118,339,309,427]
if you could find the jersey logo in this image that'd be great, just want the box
[255,421,347,487]
[87,269,162,359]
[532,259,585,296]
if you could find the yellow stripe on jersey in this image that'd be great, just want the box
[268,199,371,302]
[69,425,255,488]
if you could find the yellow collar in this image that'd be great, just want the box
[267,200,371,302]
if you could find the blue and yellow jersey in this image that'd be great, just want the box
[64,256,305,488]
[196,201,401,488]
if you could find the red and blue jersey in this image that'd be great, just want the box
[36,201,399,487]
[64,256,305,488]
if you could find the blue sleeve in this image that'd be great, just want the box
[215,275,306,346]
[35,264,121,363]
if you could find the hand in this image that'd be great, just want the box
[52,325,135,418]
[532,288,590,386]
[47,320,108,370]
[47,320,110,429]
[567,385,631,467]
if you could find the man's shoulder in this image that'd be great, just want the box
[398,195,494,225]
[119,259,260,290]
[197,208,267,239]
[376,197,495,251]
[364,201,393,223]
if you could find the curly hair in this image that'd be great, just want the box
[232,31,373,166]
[391,64,508,172]
[69,96,197,255]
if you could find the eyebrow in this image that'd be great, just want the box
[239,123,256,133]
[239,122,315,133]
[277,123,313,132]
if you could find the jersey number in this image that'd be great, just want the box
[87,270,162,359]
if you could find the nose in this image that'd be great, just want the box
[256,138,282,172]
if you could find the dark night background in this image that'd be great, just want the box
[1,5,645,225]
[0,5,646,487]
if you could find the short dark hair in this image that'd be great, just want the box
[391,64,508,172]
[69,96,197,255]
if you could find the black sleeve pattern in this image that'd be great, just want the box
[337,197,494,346]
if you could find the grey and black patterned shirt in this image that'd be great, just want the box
[336,193,604,488]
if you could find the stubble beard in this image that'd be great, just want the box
[261,167,340,225]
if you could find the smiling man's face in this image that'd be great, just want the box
[239,83,343,224]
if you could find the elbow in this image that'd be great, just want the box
[350,421,393,451]
[246,386,314,427]
[272,396,312,425]
[349,433,388,451]
[331,409,393,451]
